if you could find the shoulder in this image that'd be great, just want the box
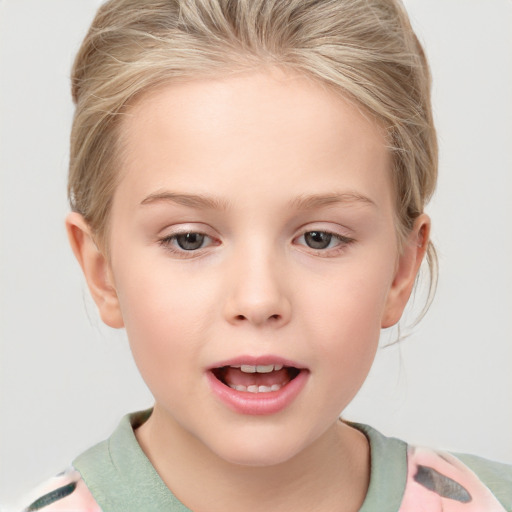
[454,452,512,510]
[20,468,101,512]
[352,422,512,512]
[401,445,512,512]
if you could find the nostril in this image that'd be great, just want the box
[234,313,280,322]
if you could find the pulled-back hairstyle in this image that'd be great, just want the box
[69,0,438,324]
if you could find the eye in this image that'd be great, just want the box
[159,231,214,253]
[174,232,207,250]
[303,231,334,249]
[296,230,354,253]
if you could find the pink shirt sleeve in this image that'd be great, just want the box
[399,446,506,511]
[21,469,101,512]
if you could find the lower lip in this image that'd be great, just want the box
[206,369,309,415]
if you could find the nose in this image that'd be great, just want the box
[222,247,292,328]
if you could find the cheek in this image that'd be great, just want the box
[301,255,395,337]
[113,265,216,381]
[116,257,214,329]
[298,255,396,385]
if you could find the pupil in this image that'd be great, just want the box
[176,233,204,250]
[305,231,331,249]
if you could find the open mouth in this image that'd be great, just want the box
[211,364,301,394]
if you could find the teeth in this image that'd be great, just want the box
[239,364,284,373]
[255,365,274,373]
[228,383,283,393]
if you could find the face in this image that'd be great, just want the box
[69,69,427,467]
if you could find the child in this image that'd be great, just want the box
[17,0,512,510]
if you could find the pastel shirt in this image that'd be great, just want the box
[22,410,512,511]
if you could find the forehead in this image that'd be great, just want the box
[115,68,392,210]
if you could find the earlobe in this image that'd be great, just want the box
[65,212,124,329]
[381,214,430,328]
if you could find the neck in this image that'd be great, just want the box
[136,406,370,512]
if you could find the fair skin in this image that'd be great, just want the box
[67,68,429,512]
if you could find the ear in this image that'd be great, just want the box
[66,212,124,328]
[381,214,430,328]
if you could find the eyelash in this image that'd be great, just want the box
[158,230,355,258]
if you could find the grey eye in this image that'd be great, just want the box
[304,231,332,249]
[175,233,206,250]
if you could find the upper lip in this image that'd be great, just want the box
[208,355,308,371]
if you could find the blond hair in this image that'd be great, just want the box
[69,0,438,321]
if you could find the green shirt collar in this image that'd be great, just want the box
[74,410,408,512]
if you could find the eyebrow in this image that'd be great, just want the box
[140,190,376,211]
[140,191,230,210]
[289,192,376,210]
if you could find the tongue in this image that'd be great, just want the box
[222,367,291,388]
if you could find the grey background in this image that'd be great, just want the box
[1,0,511,509]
